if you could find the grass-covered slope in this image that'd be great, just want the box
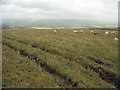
[2,29,119,88]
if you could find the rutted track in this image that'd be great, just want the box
[2,36,111,67]
[3,42,79,88]
[2,45,73,88]
[4,38,104,88]
[3,36,114,67]
[3,36,119,88]
[3,36,106,64]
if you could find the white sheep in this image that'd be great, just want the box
[74,30,78,33]
[105,31,109,34]
[115,37,118,40]
[91,30,93,33]
[113,31,116,33]
[54,30,58,33]
[111,31,115,34]
[80,30,83,33]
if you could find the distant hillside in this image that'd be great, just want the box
[2,19,117,29]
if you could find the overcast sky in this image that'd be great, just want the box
[1,0,119,23]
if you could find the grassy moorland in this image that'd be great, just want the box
[2,29,119,88]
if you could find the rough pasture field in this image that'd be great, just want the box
[2,29,119,88]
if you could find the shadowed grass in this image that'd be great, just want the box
[2,29,118,88]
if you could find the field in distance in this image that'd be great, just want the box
[2,29,119,88]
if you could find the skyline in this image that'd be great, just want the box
[1,0,119,24]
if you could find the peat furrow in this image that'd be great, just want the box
[3,36,105,64]
[85,65,119,88]
[87,56,104,65]
[3,36,105,65]
[3,42,79,88]
[72,58,118,87]
[3,36,118,87]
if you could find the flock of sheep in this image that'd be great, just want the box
[54,30,118,41]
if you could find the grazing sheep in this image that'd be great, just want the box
[54,30,58,33]
[80,30,83,33]
[105,31,109,34]
[74,30,79,33]
[111,31,115,34]
[115,37,118,40]
[113,31,116,33]
[93,32,99,35]
[91,30,93,33]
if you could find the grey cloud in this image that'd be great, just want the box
[6,2,61,11]
[1,0,119,23]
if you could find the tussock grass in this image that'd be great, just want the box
[2,46,59,88]
[2,29,119,88]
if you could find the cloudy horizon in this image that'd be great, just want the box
[1,0,119,24]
